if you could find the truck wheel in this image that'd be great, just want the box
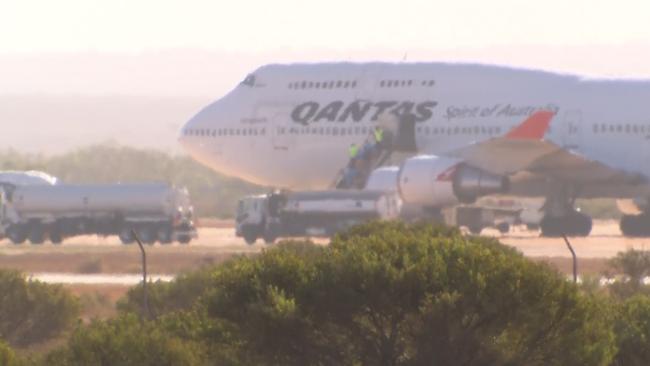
[243,233,258,245]
[468,225,483,235]
[157,226,173,245]
[496,222,510,234]
[28,224,46,245]
[177,235,191,244]
[118,229,135,245]
[7,226,27,245]
[263,234,276,245]
[49,229,63,245]
[137,227,156,245]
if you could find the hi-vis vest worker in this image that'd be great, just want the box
[374,126,384,144]
[348,143,359,158]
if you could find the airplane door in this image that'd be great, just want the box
[562,110,583,149]
[256,103,295,151]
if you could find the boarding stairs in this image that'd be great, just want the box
[331,114,419,190]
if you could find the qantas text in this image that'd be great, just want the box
[291,100,438,126]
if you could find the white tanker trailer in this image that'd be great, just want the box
[0,183,197,245]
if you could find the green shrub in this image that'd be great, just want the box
[0,340,19,366]
[612,295,650,366]
[0,270,80,347]
[44,314,207,366]
[201,221,616,366]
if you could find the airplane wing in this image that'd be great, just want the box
[447,111,646,185]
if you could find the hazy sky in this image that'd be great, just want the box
[2,0,649,52]
[2,0,650,97]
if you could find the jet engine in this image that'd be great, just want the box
[396,155,509,206]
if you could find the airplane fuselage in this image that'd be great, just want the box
[179,62,650,192]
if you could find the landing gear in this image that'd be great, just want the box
[540,211,592,237]
[620,214,650,237]
[540,185,592,237]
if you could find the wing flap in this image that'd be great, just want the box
[448,111,644,185]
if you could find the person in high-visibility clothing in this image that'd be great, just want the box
[348,143,359,159]
[373,126,385,149]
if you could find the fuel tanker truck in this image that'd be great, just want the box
[235,190,402,244]
[0,183,197,245]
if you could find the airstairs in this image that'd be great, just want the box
[332,114,418,190]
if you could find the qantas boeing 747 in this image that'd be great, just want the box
[178,62,650,237]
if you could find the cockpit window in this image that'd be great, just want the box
[241,74,256,87]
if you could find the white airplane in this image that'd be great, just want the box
[178,62,650,237]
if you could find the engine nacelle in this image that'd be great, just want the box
[397,155,509,206]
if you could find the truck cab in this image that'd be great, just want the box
[236,195,268,244]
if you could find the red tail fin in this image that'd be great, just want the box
[505,110,555,140]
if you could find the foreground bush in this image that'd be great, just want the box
[0,341,19,366]
[0,270,80,347]
[202,222,615,365]
[612,295,650,366]
[57,222,620,365]
[44,314,207,366]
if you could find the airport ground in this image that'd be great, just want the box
[1,219,647,319]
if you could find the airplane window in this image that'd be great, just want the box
[473,126,479,134]
[616,125,622,133]
[325,127,331,135]
[333,127,339,136]
[351,81,357,88]
[380,81,385,87]
[625,124,631,133]
[340,127,346,136]
[421,80,427,86]
[301,81,307,89]
[354,126,361,134]
[641,125,646,133]
[242,129,247,136]
[495,127,501,133]
[348,127,353,134]
[454,127,460,134]
[343,81,350,88]
[432,127,438,134]
[288,83,293,89]
[308,81,314,88]
[336,81,343,88]
[315,82,321,89]
[417,126,422,133]
[241,74,256,87]
[261,128,266,135]
[212,130,216,137]
[361,126,368,134]
[407,80,413,86]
